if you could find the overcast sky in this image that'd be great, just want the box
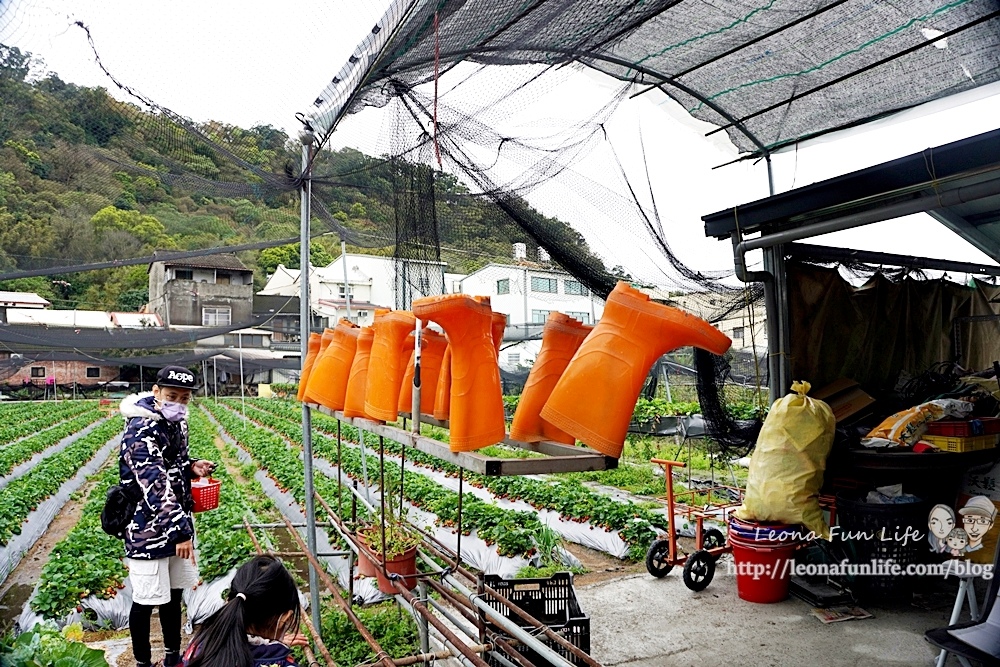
[3,0,999,283]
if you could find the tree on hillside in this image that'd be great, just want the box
[258,243,334,276]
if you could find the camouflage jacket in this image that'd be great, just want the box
[119,393,195,559]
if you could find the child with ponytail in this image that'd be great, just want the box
[183,556,308,667]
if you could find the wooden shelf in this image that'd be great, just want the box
[306,403,618,476]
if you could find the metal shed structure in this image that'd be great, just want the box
[704,127,1000,399]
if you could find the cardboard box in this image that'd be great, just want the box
[813,378,876,423]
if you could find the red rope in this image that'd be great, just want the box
[433,11,442,169]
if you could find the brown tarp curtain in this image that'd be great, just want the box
[788,262,1000,393]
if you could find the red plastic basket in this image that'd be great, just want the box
[926,418,1000,437]
[191,477,221,512]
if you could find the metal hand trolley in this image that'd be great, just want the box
[644,458,745,591]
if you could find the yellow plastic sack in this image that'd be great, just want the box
[736,381,836,539]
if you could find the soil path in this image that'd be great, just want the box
[0,460,112,632]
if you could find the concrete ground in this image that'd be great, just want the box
[575,556,973,667]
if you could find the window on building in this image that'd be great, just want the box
[732,326,744,339]
[175,269,193,280]
[31,366,45,378]
[225,334,264,347]
[86,367,101,378]
[338,285,353,299]
[566,311,591,324]
[530,277,557,293]
[202,306,232,327]
[531,309,552,324]
[216,272,231,285]
[564,280,588,296]
[357,310,369,318]
[507,352,520,366]
[497,278,510,295]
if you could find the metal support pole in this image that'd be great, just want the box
[213,357,218,403]
[239,333,246,420]
[417,581,431,665]
[299,127,321,634]
[411,318,422,434]
[761,247,782,403]
[202,359,209,398]
[139,365,144,393]
[342,240,352,321]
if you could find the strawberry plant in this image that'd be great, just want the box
[0,409,105,475]
[0,400,98,447]
[0,419,121,546]
[32,464,129,619]
[248,398,667,559]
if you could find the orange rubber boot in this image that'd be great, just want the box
[302,327,339,404]
[343,327,375,419]
[296,332,322,402]
[398,328,448,416]
[413,294,505,451]
[365,310,417,422]
[305,319,361,411]
[510,313,593,444]
[541,281,732,457]
[490,312,507,358]
[433,345,452,421]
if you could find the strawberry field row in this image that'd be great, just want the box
[185,408,274,581]
[0,419,121,546]
[0,400,98,447]
[0,409,105,476]
[251,398,665,559]
[221,401,543,558]
[31,464,128,619]
[201,402,371,530]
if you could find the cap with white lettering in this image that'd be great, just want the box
[154,365,198,390]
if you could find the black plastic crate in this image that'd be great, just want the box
[487,617,590,667]
[484,573,584,627]
[484,573,590,666]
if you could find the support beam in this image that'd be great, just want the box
[786,242,1000,276]
[929,209,1000,265]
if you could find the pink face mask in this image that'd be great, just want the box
[160,401,188,422]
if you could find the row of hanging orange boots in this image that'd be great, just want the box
[296,281,732,458]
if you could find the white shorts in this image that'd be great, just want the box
[127,556,200,605]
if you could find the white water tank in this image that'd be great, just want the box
[512,243,527,260]
[537,246,551,262]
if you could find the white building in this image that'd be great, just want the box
[459,262,605,370]
[258,253,449,327]
[668,291,767,353]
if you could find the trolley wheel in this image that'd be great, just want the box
[645,539,674,578]
[683,550,716,591]
[702,528,726,561]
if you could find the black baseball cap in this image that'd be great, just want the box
[154,365,198,390]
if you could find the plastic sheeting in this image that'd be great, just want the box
[0,418,107,492]
[211,424,387,606]
[324,437,633,559]
[11,435,120,629]
[309,456,532,578]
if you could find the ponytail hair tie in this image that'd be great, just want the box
[234,592,246,602]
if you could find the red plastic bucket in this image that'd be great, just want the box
[729,537,798,603]
[191,478,221,513]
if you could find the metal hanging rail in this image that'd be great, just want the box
[306,403,618,475]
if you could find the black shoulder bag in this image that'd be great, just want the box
[101,483,140,539]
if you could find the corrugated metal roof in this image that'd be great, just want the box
[0,291,50,307]
[6,309,115,328]
[153,252,250,272]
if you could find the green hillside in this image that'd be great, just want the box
[0,43,602,311]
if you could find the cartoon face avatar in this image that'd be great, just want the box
[928,504,956,540]
[960,496,997,552]
[946,528,969,554]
